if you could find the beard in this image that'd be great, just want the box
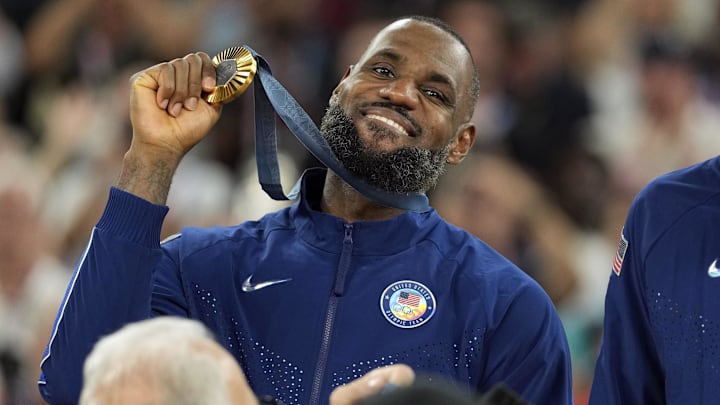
[319,102,451,194]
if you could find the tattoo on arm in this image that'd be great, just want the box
[117,154,176,205]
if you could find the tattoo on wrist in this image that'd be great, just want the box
[117,154,174,204]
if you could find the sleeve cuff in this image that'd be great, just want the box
[95,187,170,247]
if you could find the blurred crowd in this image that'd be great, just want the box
[1,0,720,403]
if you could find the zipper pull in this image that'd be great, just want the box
[334,224,354,296]
[344,223,353,244]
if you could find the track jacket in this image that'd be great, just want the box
[591,156,720,404]
[39,168,572,405]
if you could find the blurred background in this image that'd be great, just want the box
[1,0,720,403]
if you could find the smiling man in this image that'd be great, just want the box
[38,16,572,405]
[321,18,476,200]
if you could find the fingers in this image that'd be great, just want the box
[150,52,215,117]
[329,364,415,405]
[199,52,216,92]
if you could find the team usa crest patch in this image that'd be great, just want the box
[380,280,436,329]
[612,230,629,276]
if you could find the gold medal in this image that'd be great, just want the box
[203,46,257,105]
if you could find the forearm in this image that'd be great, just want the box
[117,146,181,205]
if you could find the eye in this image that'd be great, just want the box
[372,66,394,78]
[423,88,442,99]
[423,88,451,105]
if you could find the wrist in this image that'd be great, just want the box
[116,146,181,205]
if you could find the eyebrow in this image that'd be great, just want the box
[428,72,454,90]
[375,49,404,62]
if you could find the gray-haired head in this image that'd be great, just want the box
[79,317,253,405]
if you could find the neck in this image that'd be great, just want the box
[320,171,406,222]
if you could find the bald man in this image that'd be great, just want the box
[40,16,572,405]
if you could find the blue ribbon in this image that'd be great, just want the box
[246,46,431,213]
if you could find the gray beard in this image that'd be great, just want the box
[319,102,451,194]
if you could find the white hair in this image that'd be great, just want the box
[79,317,234,405]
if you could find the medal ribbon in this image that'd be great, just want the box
[245,46,431,213]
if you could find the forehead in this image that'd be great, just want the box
[359,19,473,87]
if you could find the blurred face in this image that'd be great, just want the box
[321,19,476,193]
[442,0,505,82]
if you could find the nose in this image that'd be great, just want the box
[378,78,420,109]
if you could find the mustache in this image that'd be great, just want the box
[358,101,423,137]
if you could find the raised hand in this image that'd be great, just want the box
[120,52,222,204]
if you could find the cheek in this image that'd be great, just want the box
[422,118,455,149]
[334,90,361,118]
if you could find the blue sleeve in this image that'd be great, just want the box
[37,187,188,405]
[589,206,664,404]
[482,281,574,404]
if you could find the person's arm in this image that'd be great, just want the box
[122,0,213,60]
[37,52,222,404]
[589,216,664,404]
[38,188,170,404]
[23,0,97,76]
[481,281,573,404]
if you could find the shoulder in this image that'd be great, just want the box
[430,215,547,303]
[636,156,720,210]
[430,216,522,272]
[160,207,295,254]
[626,156,720,250]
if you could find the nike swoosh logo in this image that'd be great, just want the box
[708,259,720,278]
[241,275,292,292]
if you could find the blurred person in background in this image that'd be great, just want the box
[571,0,720,209]
[2,0,212,147]
[589,32,720,198]
[0,7,29,145]
[0,376,6,405]
[0,155,69,405]
[497,1,593,195]
[23,0,213,81]
[439,0,513,148]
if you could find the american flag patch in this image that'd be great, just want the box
[612,231,628,276]
[398,291,421,307]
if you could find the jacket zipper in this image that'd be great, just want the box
[309,224,354,405]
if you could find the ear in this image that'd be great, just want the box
[446,123,476,165]
[332,65,355,97]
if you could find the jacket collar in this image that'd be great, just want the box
[290,168,440,254]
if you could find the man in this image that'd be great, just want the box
[590,156,720,404]
[39,16,572,404]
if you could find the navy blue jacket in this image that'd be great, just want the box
[39,168,572,405]
[591,156,720,404]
